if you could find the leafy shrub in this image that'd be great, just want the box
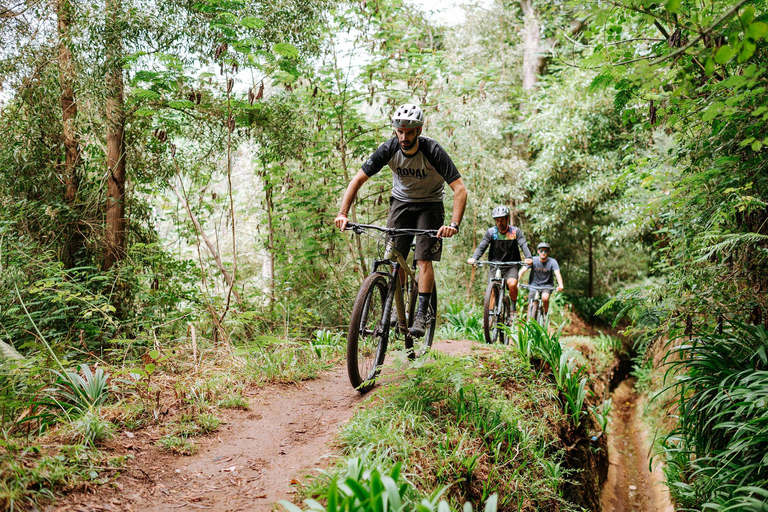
[566,294,625,327]
[661,323,768,510]
[280,457,499,512]
[438,302,484,342]
[48,365,110,416]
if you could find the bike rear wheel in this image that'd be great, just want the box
[347,274,389,393]
[406,279,437,359]
[483,283,502,344]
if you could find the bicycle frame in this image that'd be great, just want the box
[473,261,524,343]
[519,284,556,327]
[372,242,416,332]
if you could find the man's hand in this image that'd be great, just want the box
[467,258,476,265]
[436,225,458,239]
[557,285,564,292]
[334,213,349,231]
[524,258,533,265]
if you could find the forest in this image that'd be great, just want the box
[0,0,767,510]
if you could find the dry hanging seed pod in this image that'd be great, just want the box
[248,88,255,105]
[214,42,228,60]
[170,144,176,157]
[255,81,264,100]
[196,92,202,104]
[227,78,234,94]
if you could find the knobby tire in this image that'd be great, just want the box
[483,283,502,344]
[347,274,389,393]
[528,299,540,327]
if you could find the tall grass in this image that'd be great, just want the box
[308,350,572,510]
[661,323,768,510]
[438,302,484,342]
[508,321,591,429]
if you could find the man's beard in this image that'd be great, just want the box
[400,139,412,149]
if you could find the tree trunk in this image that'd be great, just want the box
[57,0,83,267]
[587,230,594,298]
[520,0,542,91]
[103,0,126,271]
[264,169,276,311]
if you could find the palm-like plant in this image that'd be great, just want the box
[662,323,768,510]
[279,456,498,512]
[47,364,110,416]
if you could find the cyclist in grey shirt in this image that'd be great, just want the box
[467,205,533,314]
[334,104,468,337]
[518,242,564,315]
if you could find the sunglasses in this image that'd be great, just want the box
[538,248,549,253]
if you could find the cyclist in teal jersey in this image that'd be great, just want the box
[467,205,533,314]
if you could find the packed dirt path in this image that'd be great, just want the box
[601,378,675,512]
[53,340,474,512]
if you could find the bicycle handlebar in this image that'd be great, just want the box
[470,260,525,268]
[343,222,439,237]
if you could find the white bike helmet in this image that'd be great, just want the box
[391,104,424,129]
[492,205,510,218]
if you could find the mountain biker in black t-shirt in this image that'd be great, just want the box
[518,242,565,315]
[467,205,533,314]
[334,104,469,337]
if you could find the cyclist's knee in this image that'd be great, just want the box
[507,278,518,288]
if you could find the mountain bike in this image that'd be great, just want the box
[519,284,556,329]
[343,223,438,393]
[470,261,524,344]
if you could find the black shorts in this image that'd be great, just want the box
[488,265,520,283]
[386,198,444,261]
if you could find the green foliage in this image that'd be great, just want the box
[660,323,768,510]
[329,350,571,509]
[281,456,499,512]
[0,443,115,510]
[437,302,484,342]
[157,434,199,456]
[47,365,111,417]
[62,410,116,445]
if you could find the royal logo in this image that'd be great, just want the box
[395,167,427,179]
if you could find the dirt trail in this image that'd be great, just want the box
[54,340,475,512]
[601,378,674,512]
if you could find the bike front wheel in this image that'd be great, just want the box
[528,299,540,326]
[347,274,389,393]
[406,279,437,359]
[499,296,510,345]
[483,283,502,344]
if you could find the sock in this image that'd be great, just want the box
[417,292,431,317]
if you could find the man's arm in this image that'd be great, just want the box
[517,265,529,284]
[554,269,564,292]
[334,170,369,231]
[437,177,468,239]
[516,228,533,264]
[467,229,492,264]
